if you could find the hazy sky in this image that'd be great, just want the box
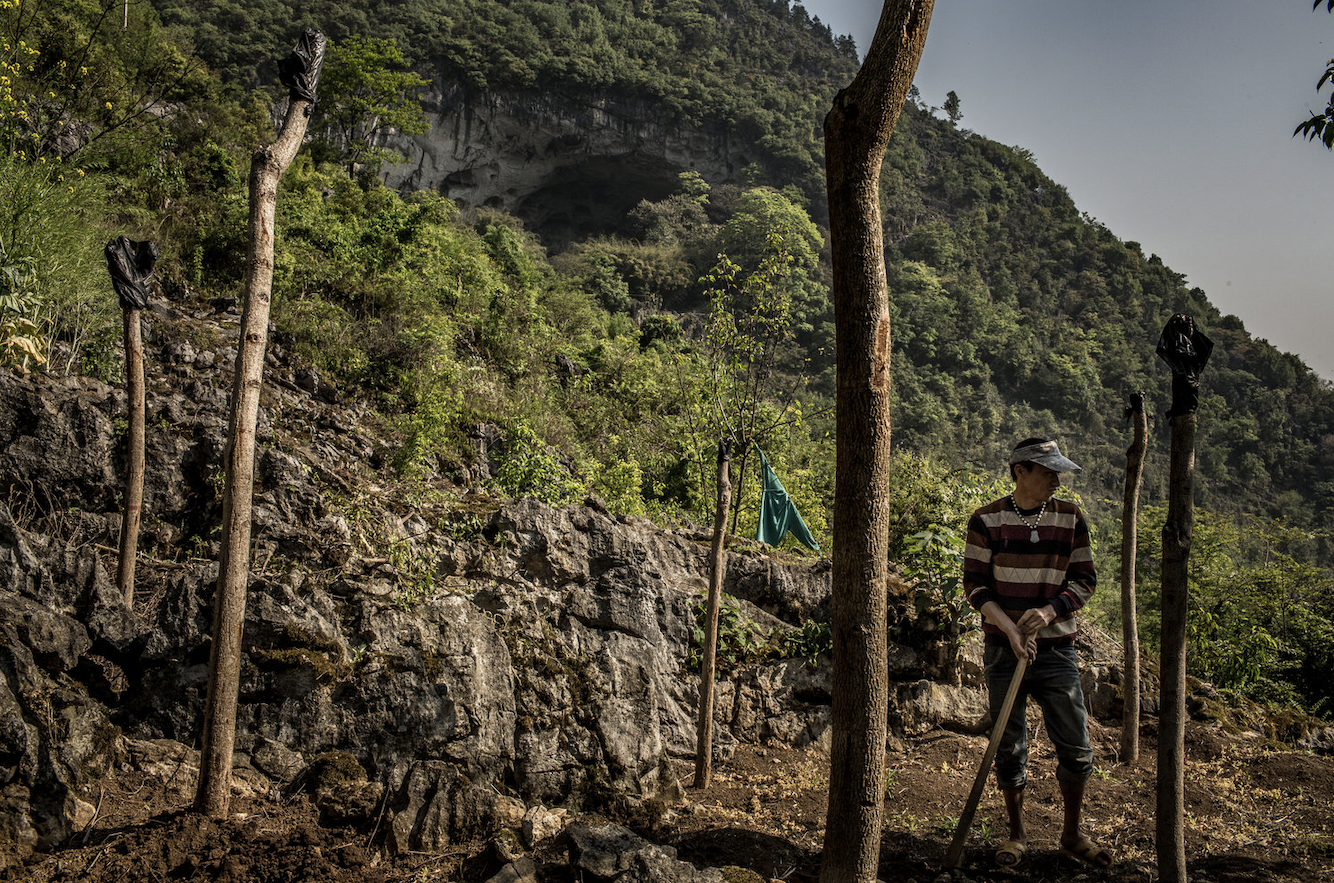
[801,0,1334,380]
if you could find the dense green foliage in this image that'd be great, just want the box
[308,35,429,175]
[6,0,1334,717]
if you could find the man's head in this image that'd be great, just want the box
[1009,438,1082,503]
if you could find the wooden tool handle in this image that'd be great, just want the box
[942,652,1029,869]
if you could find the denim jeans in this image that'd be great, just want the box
[983,642,1093,791]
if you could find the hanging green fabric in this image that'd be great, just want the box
[754,446,820,551]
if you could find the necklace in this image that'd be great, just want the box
[1009,494,1046,543]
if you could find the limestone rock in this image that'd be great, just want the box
[566,823,723,883]
[381,88,741,246]
[522,804,570,847]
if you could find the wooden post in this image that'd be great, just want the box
[1154,313,1210,883]
[1157,411,1194,883]
[195,33,323,817]
[695,439,732,788]
[106,236,156,608]
[1120,392,1147,764]
[116,306,145,606]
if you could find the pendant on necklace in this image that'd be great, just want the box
[1030,529,1040,543]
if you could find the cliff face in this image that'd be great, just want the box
[0,299,836,853]
[380,86,749,245]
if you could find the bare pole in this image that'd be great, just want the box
[1120,392,1147,764]
[195,33,323,817]
[694,438,732,788]
[1157,411,1194,883]
[1153,314,1211,883]
[105,236,156,608]
[115,306,144,605]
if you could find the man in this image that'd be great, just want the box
[962,438,1112,869]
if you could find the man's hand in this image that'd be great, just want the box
[1007,628,1037,663]
[1015,604,1057,637]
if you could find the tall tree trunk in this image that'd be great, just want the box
[820,5,933,883]
[1120,392,1147,764]
[116,307,145,606]
[1157,412,1195,883]
[195,94,314,818]
[695,439,732,788]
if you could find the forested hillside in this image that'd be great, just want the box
[150,0,860,206]
[4,0,1333,713]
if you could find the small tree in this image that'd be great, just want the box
[312,35,429,176]
[943,90,962,125]
[690,240,805,782]
[698,236,808,531]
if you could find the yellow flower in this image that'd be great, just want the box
[104,101,112,110]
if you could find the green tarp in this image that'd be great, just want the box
[754,446,820,552]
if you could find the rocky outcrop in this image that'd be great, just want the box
[0,347,835,853]
[0,314,1156,857]
[380,86,751,245]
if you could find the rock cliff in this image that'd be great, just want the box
[0,298,1135,857]
[378,85,749,245]
[0,298,833,854]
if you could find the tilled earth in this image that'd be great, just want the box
[3,715,1331,883]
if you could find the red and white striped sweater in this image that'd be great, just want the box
[963,495,1097,647]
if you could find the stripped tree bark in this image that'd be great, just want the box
[1120,391,1147,764]
[1154,313,1210,883]
[820,4,934,883]
[1157,411,1194,883]
[694,438,732,788]
[116,306,144,606]
[195,31,324,818]
[105,236,157,608]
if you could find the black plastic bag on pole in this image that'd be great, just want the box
[277,29,326,106]
[1155,313,1213,418]
[104,237,159,310]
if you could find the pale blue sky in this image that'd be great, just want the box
[802,1,1334,380]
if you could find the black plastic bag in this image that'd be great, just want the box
[104,237,159,311]
[1155,313,1213,417]
[278,29,326,105]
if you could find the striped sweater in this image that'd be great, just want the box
[963,495,1096,647]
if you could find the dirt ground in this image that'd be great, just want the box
[4,716,1332,883]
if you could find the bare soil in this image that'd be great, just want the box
[4,716,1331,883]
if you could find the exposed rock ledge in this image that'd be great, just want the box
[0,359,1137,858]
[380,85,750,244]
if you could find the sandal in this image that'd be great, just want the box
[994,839,1026,867]
[1060,835,1113,868]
